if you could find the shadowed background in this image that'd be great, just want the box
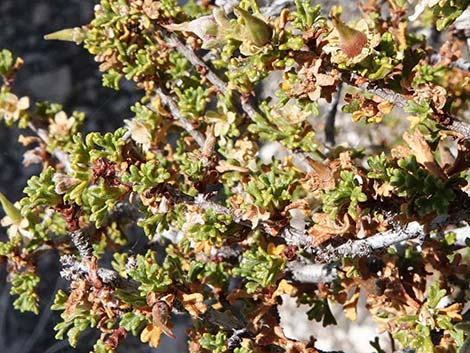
[0,0,432,352]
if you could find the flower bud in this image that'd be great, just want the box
[332,17,367,58]
[233,7,272,47]
[163,9,229,49]
[52,173,80,195]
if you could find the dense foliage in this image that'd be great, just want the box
[1,0,470,352]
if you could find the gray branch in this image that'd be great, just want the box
[70,228,93,260]
[153,87,206,147]
[59,254,139,293]
[287,258,338,283]
[161,27,314,173]
[261,0,294,17]
[164,28,261,122]
[201,307,244,331]
[68,202,137,259]
[430,53,470,72]
[163,29,228,95]
[447,119,470,140]
[314,221,424,263]
[281,226,314,249]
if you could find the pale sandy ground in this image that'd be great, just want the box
[279,293,392,353]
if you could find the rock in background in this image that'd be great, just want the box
[0,1,170,352]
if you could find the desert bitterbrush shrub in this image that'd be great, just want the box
[1,0,470,352]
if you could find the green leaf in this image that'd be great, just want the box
[120,312,148,336]
[0,49,14,76]
[306,298,337,327]
[200,331,228,353]
[10,272,40,314]
[427,281,446,308]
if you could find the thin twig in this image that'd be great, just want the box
[163,29,228,95]
[153,87,206,147]
[325,83,342,147]
[193,194,246,225]
[193,193,311,239]
[165,29,260,122]
[161,28,314,173]
[342,73,470,140]
[201,307,244,330]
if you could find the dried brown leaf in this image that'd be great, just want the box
[343,287,361,321]
[403,130,446,179]
[309,213,351,245]
[438,302,462,321]
[140,325,162,348]
[302,161,336,192]
[242,204,270,228]
[374,180,394,197]
[255,315,317,353]
[181,292,208,317]
[273,279,297,298]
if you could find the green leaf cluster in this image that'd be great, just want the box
[21,167,61,208]
[200,331,228,353]
[10,272,40,314]
[393,282,465,353]
[128,250,173,294]
[390,155,456,215]
[244,163,303,212]
[233,247,285,293]
[124,159,171,193]
[322,170,367,218]
[0,49,14,76]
